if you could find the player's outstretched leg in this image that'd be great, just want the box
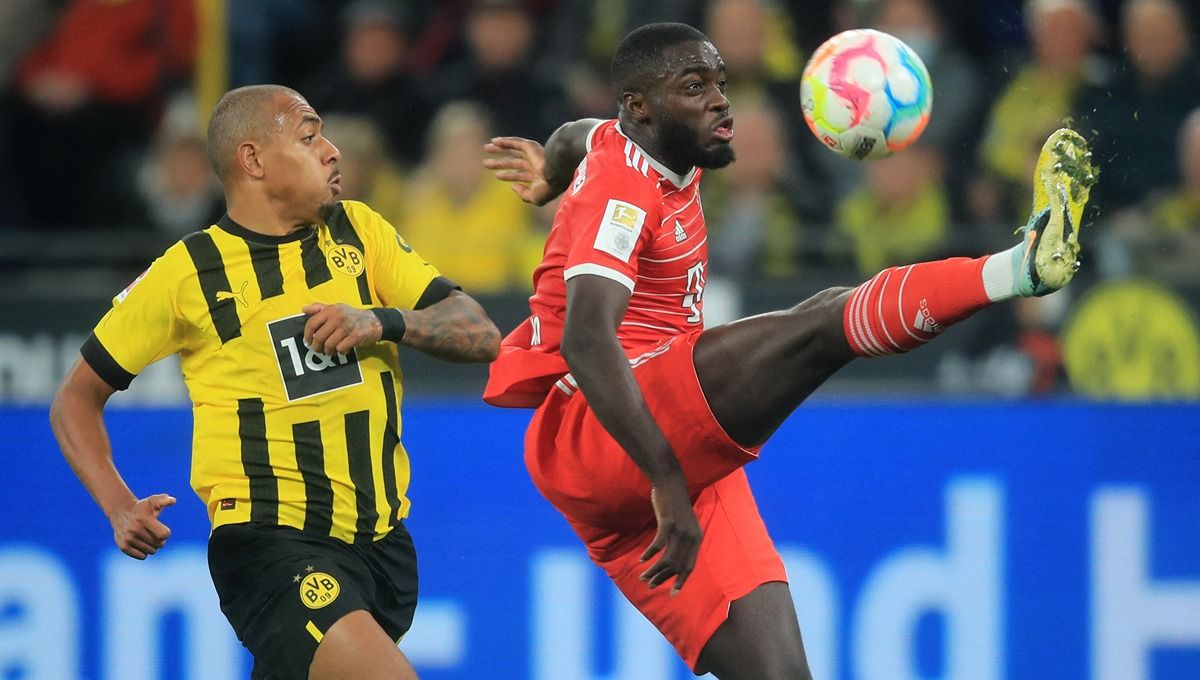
[690,128,1094,679]
[694,127,1095,447]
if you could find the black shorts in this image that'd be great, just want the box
[208,522,418,680]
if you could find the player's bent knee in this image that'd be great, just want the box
[783,286,855,360]
[308,609,418,680]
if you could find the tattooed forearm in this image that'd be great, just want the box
[399,291,500,363]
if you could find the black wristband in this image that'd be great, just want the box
[371,308,407,343]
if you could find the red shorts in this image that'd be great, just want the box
[524,331,788,670]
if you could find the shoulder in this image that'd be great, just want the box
[572,124,662,208]
[332,200,395,245]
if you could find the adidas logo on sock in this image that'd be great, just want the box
[913,299,942,333]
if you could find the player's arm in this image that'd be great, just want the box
[561,274,701,594]
[484,118,602,206]
[49,358,175,560]
[375,289,500,363]
[303,286,500,363]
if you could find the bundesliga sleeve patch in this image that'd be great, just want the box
[593,199,646,263]
[114,269,149,304]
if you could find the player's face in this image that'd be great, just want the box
[261,94,343,224]
[653,40,735,170]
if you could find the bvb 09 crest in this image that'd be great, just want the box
[300,571,341,609]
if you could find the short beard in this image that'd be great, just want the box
[658,114,736,170]
[317,201,336,223]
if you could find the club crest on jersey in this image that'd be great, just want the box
[114,269,149,304]
[594,199,646,262]
[326,244,364,277]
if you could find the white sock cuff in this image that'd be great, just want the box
[981,245,1021,302]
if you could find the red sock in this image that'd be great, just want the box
[842,257,991,357]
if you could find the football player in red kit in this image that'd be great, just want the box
[483,23,1093,680]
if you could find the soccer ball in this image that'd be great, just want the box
[800,29,933,160]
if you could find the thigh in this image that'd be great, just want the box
[695,287,855,447]
[696,582,813,680]
[208,523,376,680]
[309,610,418,680]
[600,471,788,672]
[526,333,761,559]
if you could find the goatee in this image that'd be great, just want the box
[658,115,736,170]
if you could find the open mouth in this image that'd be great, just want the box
[713,117,734,142]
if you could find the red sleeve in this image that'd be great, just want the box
[559,137,660,292]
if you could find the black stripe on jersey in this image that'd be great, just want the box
[300,232,333,289]
[378,372,402,526]
[415,276,462,310]
[237,398,278,523]
[293,420,334,536]
[344,410,378,543]
[326,203,373,305]
[80,333,135,390]
[183,232,242,343]
[247,241,285,299]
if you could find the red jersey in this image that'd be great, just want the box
[485,119,709,407]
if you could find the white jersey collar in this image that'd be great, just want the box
[614,121,697,189]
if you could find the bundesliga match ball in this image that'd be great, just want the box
[800,29,933,160]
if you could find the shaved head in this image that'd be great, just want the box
[206,84,302,182]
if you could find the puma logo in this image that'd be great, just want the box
[216,280,250,307]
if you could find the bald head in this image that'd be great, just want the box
[206,84,302,182]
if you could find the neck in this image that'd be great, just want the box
[225,193,313,236]
[619,115,691,176]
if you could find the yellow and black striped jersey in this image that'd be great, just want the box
[83,200,452,544]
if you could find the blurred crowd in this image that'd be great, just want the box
[3,0,1200,398]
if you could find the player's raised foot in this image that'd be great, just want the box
[1013,128,1097,297]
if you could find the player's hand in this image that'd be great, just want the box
[483,136,556,206]
[640,478,702,595]
[110,494,175,560]
[302,303,382,355]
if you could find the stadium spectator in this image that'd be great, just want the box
[831,145,952,275]
[970,0,1102,228]
[305,0,436,167]
[318,114,409,228]
[1075,0,1200,214]
[133,130,224,237]
[432,0,568,147]
[702,99,811,280]
[227,0,324,89]
[873,0,986,222]
[399,101,543,292]
[1098,107,1200,285]
[705,0,834,220]
[11,0,197,228]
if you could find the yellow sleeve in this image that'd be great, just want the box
[343,200,445,310]
[83,245,187,390]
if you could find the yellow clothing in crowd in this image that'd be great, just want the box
[979,66,1082,184]
[834,182,950,275]
[398,176,542,293]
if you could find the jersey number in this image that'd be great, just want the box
[268,314,364,401]
[681,261,705,324]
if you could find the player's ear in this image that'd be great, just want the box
[621,90,651,123]
[236,141,266,180]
